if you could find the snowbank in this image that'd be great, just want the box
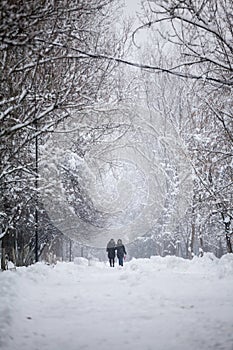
[125,253,233,277]
[0,269,18,348]
[0,254,233,350]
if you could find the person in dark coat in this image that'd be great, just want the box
[106,239,116,267]
[116,239,127,266]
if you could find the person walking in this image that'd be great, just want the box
[116,239,127,266]
[106,238,116,267]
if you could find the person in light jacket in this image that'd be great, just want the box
[106,239,116,267]
[116,239,127,266]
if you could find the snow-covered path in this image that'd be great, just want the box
[1,255,233,350]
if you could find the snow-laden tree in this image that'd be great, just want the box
[122,0,232,257]
[137,0,233,86]
[0,0,130,268]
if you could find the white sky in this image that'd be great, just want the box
[124,0,141,14]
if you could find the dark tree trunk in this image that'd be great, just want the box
[226,234,232,253]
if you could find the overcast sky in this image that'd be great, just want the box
[123,0,142,18]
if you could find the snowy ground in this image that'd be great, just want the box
[1,254,233,350]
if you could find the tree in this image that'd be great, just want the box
[0,0,129,268]
[133,0,233,255]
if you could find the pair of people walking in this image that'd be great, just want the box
[106,238,127,267]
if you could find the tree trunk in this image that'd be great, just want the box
[1,235,7,270]
[226,234,232,253]
[199,226,204,257]
[189,222,195,259]
[221,213,232,254]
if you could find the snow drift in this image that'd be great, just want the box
[0,254,233,350]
